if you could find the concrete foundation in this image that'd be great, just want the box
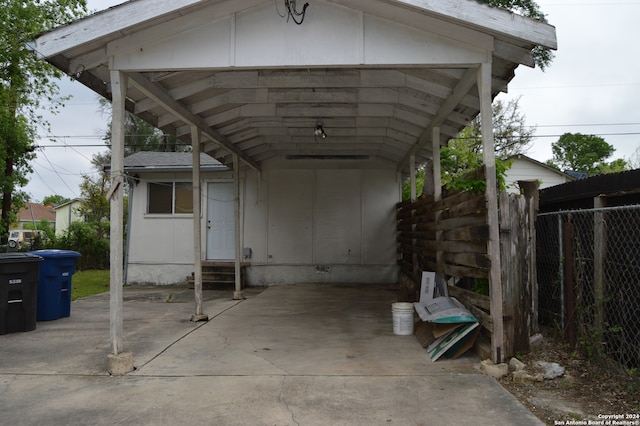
[107,352,134,375]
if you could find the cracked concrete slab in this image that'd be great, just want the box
[0,283,542,425]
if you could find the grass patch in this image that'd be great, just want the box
[72,270,110,300]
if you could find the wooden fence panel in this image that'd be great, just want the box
[396,173,539,359]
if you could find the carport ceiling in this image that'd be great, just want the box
[35,0,557,175]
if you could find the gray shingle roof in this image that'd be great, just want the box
[123,152,227,171]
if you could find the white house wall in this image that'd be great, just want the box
[54,201,83,236]
[126,163,399,285]
[126,170,233,285]
[109,1,492,71]
[242,160,399,285]
[504,158,572,193]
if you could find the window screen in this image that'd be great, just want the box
[174,182,193,214]
[148,182,174,214]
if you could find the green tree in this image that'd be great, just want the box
[403,99,532,199]
[77,172,110,236]
[42,194,71,205]
[549,133,622,176]
[480,0,553,70]
[98,98,190,164]
[0,0,87,243]
[56,165,113,268]
[596,158,630,175]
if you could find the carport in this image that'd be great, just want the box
[33,0,557,370]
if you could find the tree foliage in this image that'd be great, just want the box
[403,98,533,199]
[549,133,629,176]
[54,167,113,269]
[441,98,533,191]
[42,194,71,205]
[0,0,87,241]
[95,98,190,169]
[55,221,109,270]
[78,172,110,233]
[480,0,553,70]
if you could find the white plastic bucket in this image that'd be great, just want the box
[392,302,415,335]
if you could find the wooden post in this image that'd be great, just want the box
[478,62,504,364]
[432,127,442,201]
[432,127,444,275]
[519,181,539,334]
[233,153,244,300]
[410,154,416,201]
[563,214,577,348]
[499,191,514,358]
[108,70,127,356]
[593,196,606,354]
[191,127,207,322]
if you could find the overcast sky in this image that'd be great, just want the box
[24,0,640,202]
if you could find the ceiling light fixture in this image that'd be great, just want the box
[314,122,327,139]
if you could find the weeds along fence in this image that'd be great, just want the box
[537,205,640,370]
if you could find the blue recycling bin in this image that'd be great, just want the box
[29,250,81,321]
[0,253,42,334]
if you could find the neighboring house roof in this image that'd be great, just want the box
[507,154,575,181]
[52,198,84,210]
[33,0,557,178]
[540,168,640,212]
[502,154,574,193]
[123,152,228,173]
[13,202,56,224]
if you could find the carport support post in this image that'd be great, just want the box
[191,126,208,322]
[478,62,505,364]
[432,127,444,274]
[232,153,244,300]
[107,69,134,374]
[409,155,416,201]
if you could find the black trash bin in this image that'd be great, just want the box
[0,253,42,334]
[29,250,81,321]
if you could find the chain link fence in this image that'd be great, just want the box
[537,205,640,375]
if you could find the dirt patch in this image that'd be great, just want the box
[496,330,639,425]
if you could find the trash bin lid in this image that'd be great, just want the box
[0,252,43,263]
[28,249,81,259]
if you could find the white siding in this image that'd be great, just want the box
[54,200,83,236]
[504,157,572,194]
[126,163,400,285]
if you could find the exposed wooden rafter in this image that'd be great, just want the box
[127,72,261,172]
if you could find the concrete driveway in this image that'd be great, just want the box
[0,283,541,425]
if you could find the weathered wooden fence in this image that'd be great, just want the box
[397,169,538,359]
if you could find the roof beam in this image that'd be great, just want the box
[382,0,557,49]
[35,0,209,58]
[398,67,478,171]
[127,72,260,172]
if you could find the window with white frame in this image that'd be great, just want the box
[147,182,193,214]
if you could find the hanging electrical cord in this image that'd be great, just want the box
[276,0,309,25]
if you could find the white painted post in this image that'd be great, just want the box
[410,154,416,201]
[432,127,444,274]
[432,127,442,201]
[478,62,505,364]
[232,154,244,300]
[106,70,133,375]
[109,70,126,356]
[191,126,208,321]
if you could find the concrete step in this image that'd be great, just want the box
[187,262,249,289]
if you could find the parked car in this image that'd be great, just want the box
[8,229,47,249]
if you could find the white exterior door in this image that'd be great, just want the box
[206,183,235,260]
